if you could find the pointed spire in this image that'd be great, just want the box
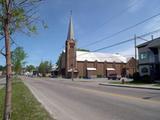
[67,11,75,40]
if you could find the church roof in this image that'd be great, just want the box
[76,51,128,63]
[67,15,75,40]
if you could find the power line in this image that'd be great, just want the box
[80,0,139,40]
[10,37,20,47]
[81,11,160,48]
[0,36,4,41]
[93,28,160,52]
[93,39,132,52]
[78,28,160,57]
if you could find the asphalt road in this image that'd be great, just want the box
[22,77,160,120]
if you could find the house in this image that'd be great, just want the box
[137,37,160,80]
[59,15,136,79]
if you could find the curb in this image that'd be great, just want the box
[99,83,160,90]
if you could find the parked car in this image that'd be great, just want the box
[108,73,117,80]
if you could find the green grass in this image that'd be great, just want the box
[154,84,160,87]
[0,77,53,120]
[109,81,149,85]
[109,81,160,87]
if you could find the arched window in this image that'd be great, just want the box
[141,67,148,73]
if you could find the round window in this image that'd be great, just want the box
[141,67,148,73]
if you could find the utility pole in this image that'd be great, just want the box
[151,35,154,40]
[134,34,137,73]
[3,0,12,120]
[71,58,74,81]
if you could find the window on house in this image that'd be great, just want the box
[139,52,148,60]
[141,67,148,73]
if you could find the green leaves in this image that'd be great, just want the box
[11,47,27,74]
[12,7,25,28]
[12,8,25,19]
[0,0,46,36]
[26,65,35,72]
[56,53,62,67]
[38,61,52,77]
[28,25,37,33]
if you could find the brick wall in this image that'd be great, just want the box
[77,61,130,78]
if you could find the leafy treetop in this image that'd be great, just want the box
[0,0,47,36]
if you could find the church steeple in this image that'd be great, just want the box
[65,11,77,78]
[67,11,75,40]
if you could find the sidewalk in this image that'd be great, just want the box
[0,78,5,89]
[99,82,160,90]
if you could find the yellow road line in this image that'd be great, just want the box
[68,85,160,105]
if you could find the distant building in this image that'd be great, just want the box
[59,15,136,78]
[137,37,160,80]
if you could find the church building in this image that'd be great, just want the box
[59,15,136,78]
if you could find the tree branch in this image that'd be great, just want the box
[0,36,5,41]
[0,50,5,56]
[10,36,20,47]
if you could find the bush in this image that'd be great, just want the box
[79,76,82,79]
[141,75,152,83]
[132,72,152,83]
[133,72,140,82]
[83,76,87,79]
[97,75,102,78]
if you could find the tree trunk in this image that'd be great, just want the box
[3,18,12,120]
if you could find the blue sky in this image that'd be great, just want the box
[1,0,160,66]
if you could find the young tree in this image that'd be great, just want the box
[38,61,52,77]
[38,61,46,77]
[48,61,52,72]
[11,47,27,74]
[56,52,63,69]
[0,0,46,119]
[26,64,35,72]
[0,65,6,74]
[76,48,90,52]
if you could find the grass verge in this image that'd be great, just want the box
[0,77,53,120]
[154,84,160,87]
[109,81,160,87]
